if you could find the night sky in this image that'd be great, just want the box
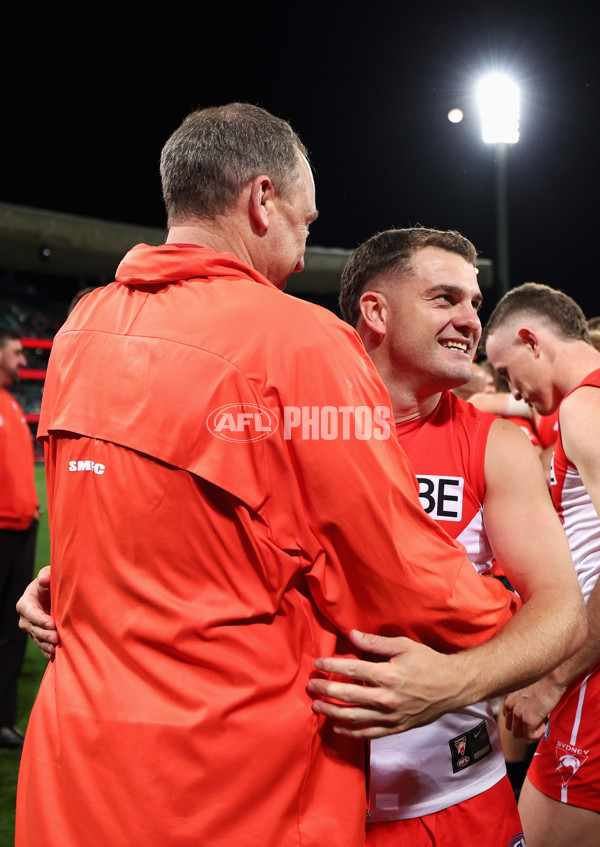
[3,1,599,322]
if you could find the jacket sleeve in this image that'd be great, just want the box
[271,319,516,653]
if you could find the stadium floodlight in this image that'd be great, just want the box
[477,74,520,144]
[477,73,520,297]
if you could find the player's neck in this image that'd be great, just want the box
[368,347,443,422]
[556,341,600,395]
[388,384,442,424]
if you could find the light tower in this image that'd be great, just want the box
[477,74,520,297]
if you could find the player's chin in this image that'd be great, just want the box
[447,364,475,386]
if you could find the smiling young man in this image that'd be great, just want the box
[308,230,585,847]
[483,282,600,847]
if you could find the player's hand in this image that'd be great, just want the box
[16,566,59,661]
[306,629,469,739]
[503,677,566,741]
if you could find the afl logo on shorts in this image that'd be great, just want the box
[507,837,526,847]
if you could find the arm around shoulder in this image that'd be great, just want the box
[307,419,586,739]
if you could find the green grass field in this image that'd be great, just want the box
[0,465,50,846]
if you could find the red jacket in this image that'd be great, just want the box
[17,245,515,847]
[0,388,37,530]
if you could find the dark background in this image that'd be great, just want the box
[3,1,599,323]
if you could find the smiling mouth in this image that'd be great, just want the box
[440,340,471,354]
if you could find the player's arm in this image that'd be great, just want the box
[505,386,600,739]
[16,566,58,660]
[308,420,586,739]
[467,392,531,417]
[480,418,585,686]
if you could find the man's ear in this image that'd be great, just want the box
[248,174,273,231]
[359,291,387,337]
[517,327,540,355]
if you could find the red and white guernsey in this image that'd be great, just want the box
[527,369,600,811]
[550,369,600,604]
[369,391,507,820]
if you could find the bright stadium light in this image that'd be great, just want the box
[477,73,521,297]
[477,74,520,144]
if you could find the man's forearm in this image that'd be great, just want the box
[307,584,586,740]
[438,582,586,711]
[542,580,600,689]
[503,587,599,741]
